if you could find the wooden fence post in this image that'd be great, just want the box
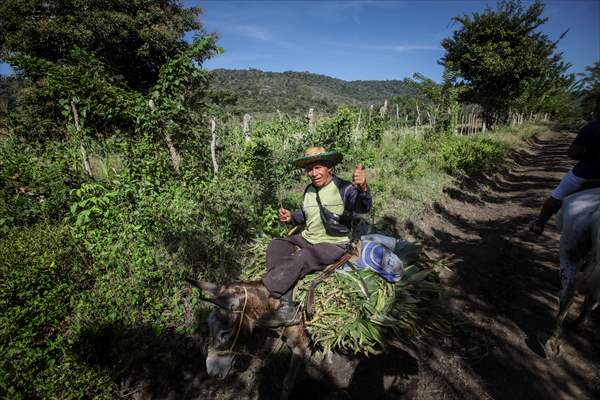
[379,99,388,117]
[70,100,92,177]
[414,101,421,136]
[210,115,218,175]
[426,111,434,128]
[470,115,474,135]
[164,133,180,174]
[243,113,251,142]
[148,99,180,174]
[307,108,315,134]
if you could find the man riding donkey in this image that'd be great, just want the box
[530,116,600,235]
[261,146,372,327]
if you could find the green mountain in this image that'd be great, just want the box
[209,68,414,115]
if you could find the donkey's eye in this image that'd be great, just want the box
[218,329,232,342]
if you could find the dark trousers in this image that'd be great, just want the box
[261,234,347,300]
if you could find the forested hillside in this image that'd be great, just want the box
[210,68,414,114]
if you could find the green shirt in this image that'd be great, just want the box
[301,180,350,244]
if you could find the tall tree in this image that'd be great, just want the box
[0,0,202,92]
[441,0,570,121]
[0,1,219,140]
[578,61,600,119]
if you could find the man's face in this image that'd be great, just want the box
[305,162,333,188]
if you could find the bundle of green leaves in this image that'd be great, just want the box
[242,236,448,356]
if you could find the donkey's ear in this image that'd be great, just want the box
[185,278,220,296]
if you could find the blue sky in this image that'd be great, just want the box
[2,0,599,82]
[194,0,600,82]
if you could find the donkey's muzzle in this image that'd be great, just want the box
[206,348,235,380]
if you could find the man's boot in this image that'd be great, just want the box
[259,299,301,328]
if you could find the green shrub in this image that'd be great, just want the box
[0,224,116,399]
[0,136,80,231]
[315,106,357,151]
[366,114,385,142]
[434,134,507,174]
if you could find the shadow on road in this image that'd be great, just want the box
[402,133,600,400]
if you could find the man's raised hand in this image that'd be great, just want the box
[278,208,292,224]
[352,164,368,192]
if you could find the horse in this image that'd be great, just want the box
[186,278,313,399]
[544,187,600,358]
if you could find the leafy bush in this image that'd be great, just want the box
[0,136,80,231]
[366,114,385,142]
[315,106,357,151]
[434,134,507,174]
[0,224,116,399]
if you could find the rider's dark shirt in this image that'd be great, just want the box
[572,119,600,179]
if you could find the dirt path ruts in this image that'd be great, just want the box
[406,130,600,400]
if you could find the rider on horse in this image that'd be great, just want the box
[530,117,600,235]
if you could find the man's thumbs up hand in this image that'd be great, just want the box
[352,164,368,192]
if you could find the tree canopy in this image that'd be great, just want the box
[441,0,571,120]
[0,0,219,139]
[578,62,600,118]
[0,0,202,92]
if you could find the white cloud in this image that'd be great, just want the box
[385,44,444,52]
[313,0,404,24]
[234,24,272,41]
[319,40,443,53]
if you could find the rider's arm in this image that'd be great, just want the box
[344,185,372,214]
[567,143,586,160]
[570,121,595,160]
[290,209,305,226]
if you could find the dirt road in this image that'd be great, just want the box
[407,130,600,400]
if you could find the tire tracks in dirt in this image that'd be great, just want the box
[406,130,600,400]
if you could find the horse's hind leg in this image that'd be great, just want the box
[568,294,595,330]
[545,284,575,358]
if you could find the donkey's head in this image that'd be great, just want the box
[187,279,277,379]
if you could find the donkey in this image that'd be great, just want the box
[544,187,600,358]
[186,278,311,399]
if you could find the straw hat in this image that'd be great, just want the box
[292,146,343,168]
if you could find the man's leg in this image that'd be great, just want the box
[263,236,346,297]
[262,234,308,299]
[261,236,347,327]
[296,241,348,278]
